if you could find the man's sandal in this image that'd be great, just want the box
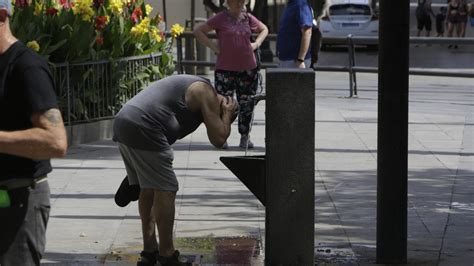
[114,175,140,207]
[137,250,159,266]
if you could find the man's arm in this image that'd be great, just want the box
[296,26,312,68]
[187,83,237,148]
[0,108,68,160]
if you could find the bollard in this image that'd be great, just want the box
[266,69,315,265]
[220,69,315,265]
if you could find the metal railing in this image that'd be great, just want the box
[175,32,474,97]
[50,54,161,126]
[334,35,474,97]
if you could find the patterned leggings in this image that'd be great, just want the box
[214,68,259,136]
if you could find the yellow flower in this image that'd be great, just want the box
[72,0,95,21]
[34,2,44,16]
[145,4,152,16]
[130,17,150,37]
[170,23,184,38]
[150,27,162,43]
[10,0,14,15]
[27,41,40,52]
[108,0,123,15]
[51,0,62,11]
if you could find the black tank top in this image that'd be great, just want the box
[113,75,212,151]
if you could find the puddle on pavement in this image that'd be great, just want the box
[107,236,262,265]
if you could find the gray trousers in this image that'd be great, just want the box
[0,181,50,266]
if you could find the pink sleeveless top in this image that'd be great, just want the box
[207,11,262,71]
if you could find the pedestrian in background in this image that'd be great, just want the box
[416,0,435,37]
[447,0,468,48]
[436,6,448,37]
[0,0,68,264]
[277,0,313,68]
[194,0,268,149]
[458,0,469,37]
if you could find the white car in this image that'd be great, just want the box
[319,0,379,49]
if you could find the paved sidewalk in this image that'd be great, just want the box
[42,72,473,265]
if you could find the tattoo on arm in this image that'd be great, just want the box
[44,109,63,127]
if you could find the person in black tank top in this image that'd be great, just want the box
[113,74,238,265]
[446,0,465,48]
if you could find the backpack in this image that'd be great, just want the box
[416,0,428,19]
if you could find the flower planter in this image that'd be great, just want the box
[51,53,163,126]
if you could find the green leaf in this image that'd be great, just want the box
[42,39,68,55]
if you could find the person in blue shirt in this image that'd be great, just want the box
[277,0,313,68]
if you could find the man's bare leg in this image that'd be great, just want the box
[139,189,159,252]
[153,190,176,257]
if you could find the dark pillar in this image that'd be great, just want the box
[265,69,315,265]
[376,0,409,264]
[258,0,273,62]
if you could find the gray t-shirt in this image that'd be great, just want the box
[113,75,211,151]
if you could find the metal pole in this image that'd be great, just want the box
[376,0,409,263]
[351,39,358,97]
[176,36,184,74]
[190,0,196,72]
[347,35,354,97]
[66,63,72,145]
[272,0,278,33]
[162,0,167,24]
[190,0,195,31]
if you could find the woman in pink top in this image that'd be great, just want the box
[194,0,268,149]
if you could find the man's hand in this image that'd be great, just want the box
[220,96,238,122]
[295,61,306,68]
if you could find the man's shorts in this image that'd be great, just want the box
[118,143,178,191]
[417,15,432,31]
[0,181,50,265]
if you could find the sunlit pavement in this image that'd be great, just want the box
[41,70,473,265]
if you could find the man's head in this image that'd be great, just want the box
[0,0,11,23]
[216,94,239,123]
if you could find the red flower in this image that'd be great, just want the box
[46,7,59,16]
[93,0,104,9]
[15,0,28,7]
[59,0,72,9]
[95,16,108,30]
[126,0,136,8]
[95,36,104,46]
[130,7,142,24]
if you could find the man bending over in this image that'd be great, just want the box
[113,74,238,266]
